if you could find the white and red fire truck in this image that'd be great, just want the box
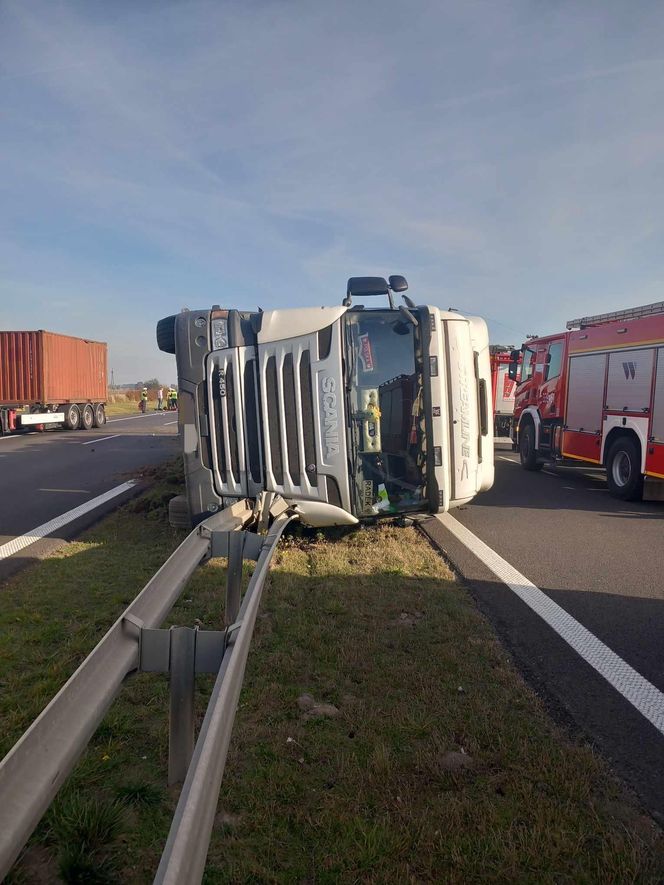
[490,346,517,437]
[509,301,664,500]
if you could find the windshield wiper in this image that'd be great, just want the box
[345,326,357,391]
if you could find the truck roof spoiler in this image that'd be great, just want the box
[566,300,664,329]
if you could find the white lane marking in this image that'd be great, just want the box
[164,420,178,426]
[80,434,120,446]
[498,456,518,464]
[107,413,169,423]
[435,513,664,736]
[0,433,36,442]
[39,488,90,494]
[0,481,136,562]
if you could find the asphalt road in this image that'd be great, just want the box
[421,441,664,822]
[0,411,179,580]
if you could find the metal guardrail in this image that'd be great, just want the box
[0,493,296,882]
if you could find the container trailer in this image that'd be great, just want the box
[0,330,107,435]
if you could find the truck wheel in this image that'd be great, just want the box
[64,403,81,431]
[519,423,542,471]
[93,403,106,427]
[81,404,94,430]
[606,437,643,501]
[156,315,177,354]
[168,495,193,530]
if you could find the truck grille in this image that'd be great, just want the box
[260,345,320,499]
[208,350,260,499]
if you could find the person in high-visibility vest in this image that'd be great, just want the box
[170,387,178,410]
[140,386,148,413]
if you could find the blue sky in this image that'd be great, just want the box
[2,0,664,383]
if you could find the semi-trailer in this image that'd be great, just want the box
[157,275,495,528]
[0,330,107,435]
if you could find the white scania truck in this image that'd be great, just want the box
[157,276,494,527]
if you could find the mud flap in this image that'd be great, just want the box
[643,477,664,501]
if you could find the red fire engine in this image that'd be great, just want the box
[490,346,517,437]
[509,301,664,500]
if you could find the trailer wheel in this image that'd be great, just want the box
[93,403,106,427]
[156,315,177,354]
[606,436,643,501]
[519,422,542,471]
[63,403,81,431]
[81,404,94,431]
[168,495,193,530]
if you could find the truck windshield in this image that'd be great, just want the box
[344,310,427,516]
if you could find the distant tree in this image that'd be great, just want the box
[144,378,161,389]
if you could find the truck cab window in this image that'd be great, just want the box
[521,346,536,383]
[544,342,563,382]
[344,311,427,516]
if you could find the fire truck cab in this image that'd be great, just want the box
[509,301,664,500]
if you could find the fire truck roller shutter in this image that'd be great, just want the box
[651,348,664,443]
[565,353,606,433]
[606,348,655,413]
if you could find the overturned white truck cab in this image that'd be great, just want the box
[156,276,494,527]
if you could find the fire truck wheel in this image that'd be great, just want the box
[606,436,643,501]
[519,422,542,471]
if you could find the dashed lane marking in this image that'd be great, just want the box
[38,489,90,494]
[80,434,120,446]
[106,413,171,423]
[435,512,664,736]
[0,481,136,562]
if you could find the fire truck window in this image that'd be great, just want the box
[544,342,563,381]
[522,347,536,382]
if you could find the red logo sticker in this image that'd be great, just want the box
[359,333,374,372]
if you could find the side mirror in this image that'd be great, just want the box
[388,275,408,293]
[510,349,520,362]
[508,362,519,382]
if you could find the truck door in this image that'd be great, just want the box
[538,339,565,420]
[535,338,565,453]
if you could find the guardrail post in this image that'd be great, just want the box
[225,532,245,627]
[168,626,197,785]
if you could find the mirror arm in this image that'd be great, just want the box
[398,304,418,326]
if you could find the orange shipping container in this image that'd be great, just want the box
[0,331,107,406]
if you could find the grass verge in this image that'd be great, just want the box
[1,473,663,883]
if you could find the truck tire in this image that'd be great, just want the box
[81,404,94,430]
[156,315,177,354]
[63,403,81,431]
[606,436,643,501]
[93,403,106,427]
[519,422,542,471]
[168,495,193,530]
